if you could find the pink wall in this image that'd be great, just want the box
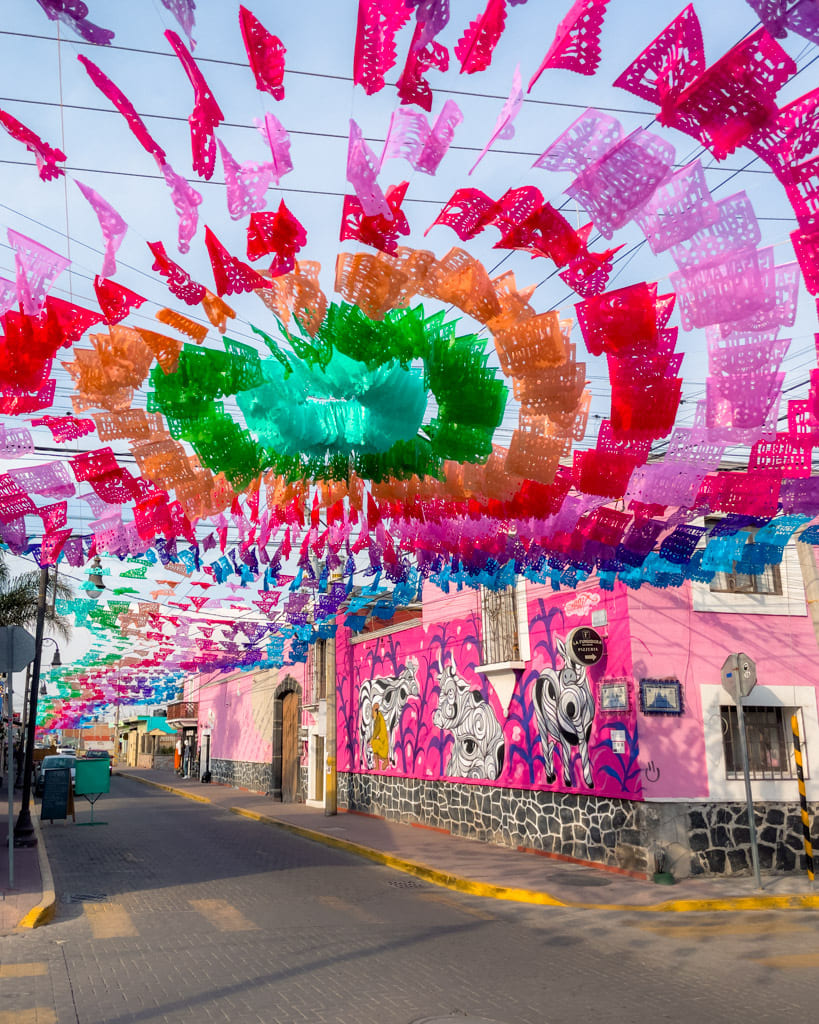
[195,666,307,765]
[627,582,819,799]
[337,582,643,801]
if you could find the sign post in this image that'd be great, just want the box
[721,652,761,890]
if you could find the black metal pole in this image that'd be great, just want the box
[13,564,49,847]
[14,663,31,789]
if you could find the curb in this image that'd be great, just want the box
[17,814,57,929]
[115,771,212,804]
[229,806,562,908]
[119,773,819,914]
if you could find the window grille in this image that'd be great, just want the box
[314,638,328,702]
[305,639,328,707]
[480,585,520,664]
[720,705,799,780]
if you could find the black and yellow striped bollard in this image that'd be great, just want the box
[791,714,814,884]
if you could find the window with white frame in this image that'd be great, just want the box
[720,705,801,780]
[707,523,783,596]
[480,585,520,664]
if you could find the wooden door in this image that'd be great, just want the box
[281,692,299,802]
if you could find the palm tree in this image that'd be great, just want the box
[0,557,74,640]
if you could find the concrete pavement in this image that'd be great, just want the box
[3,763,818,932]
[0,775,56,934]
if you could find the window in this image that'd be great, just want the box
[305,639,328,707]
[480,586,520,664]
[710,563,782,595]
[720,705,800,780]
[707,524,783,596]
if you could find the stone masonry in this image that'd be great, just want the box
[339,771,651,874]
[210,757,272,794]
[339,772,818,878]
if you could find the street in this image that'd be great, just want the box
[1,775,817,1024]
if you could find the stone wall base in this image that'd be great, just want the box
[210,757,272,794]
[339,772,818,878]
[339,771,650,874]
[642,799,818,877]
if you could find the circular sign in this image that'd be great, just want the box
[566,626,605,666]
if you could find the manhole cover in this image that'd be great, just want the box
[64,893,109,903]
[388,877,426,888]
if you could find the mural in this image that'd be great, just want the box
[358,657,419,770]
[432,656,505,780]
[532,637,595,788]
[339,584,643,800]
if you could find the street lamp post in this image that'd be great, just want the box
[13,566,60,847]
[14,663,31,789]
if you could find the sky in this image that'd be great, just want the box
[0,0,816,681]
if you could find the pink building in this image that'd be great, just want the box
[179,535,819,879]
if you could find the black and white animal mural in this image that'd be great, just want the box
[358,658,419,770]
[433,657,505,780]
[532,636,596,789]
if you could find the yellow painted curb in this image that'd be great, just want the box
[117,772,212,804]
[18,814,56,929]
[228,807,819,914]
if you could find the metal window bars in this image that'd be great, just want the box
[480,586,520,665]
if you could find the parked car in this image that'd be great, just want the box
[57,747,77,757]
[83,750,112,774]
[35,754,77,796]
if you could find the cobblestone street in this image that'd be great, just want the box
[1,776,817,1024]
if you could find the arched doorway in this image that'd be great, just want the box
[271,677,301,801]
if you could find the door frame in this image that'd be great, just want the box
[199,729,211,781]
[271,676,301,801]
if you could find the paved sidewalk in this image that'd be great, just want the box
[0,775,55,934]
[114,767,819,914]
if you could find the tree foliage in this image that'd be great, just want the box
[0,558,74,641]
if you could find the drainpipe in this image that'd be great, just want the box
[324,633,337,816]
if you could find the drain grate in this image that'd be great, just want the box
[64,892,109,903]
[388,877,426,888]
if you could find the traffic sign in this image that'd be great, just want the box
[721,652,757,701]
[0,627,36,673]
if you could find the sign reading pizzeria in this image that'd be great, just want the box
[566,626,605,666]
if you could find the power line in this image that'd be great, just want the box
[0,28,658,117]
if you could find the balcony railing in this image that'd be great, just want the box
[166,701,198,722]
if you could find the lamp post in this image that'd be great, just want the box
[14,663,31,789]
[13,566,60,847]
